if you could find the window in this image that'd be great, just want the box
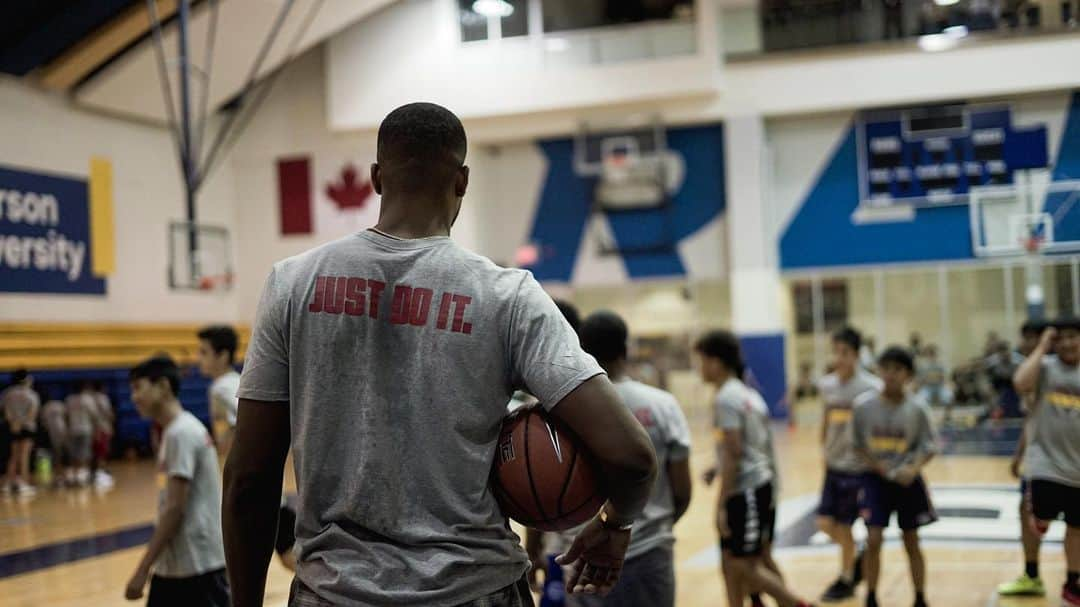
[793,280,849,334]
[542,0,695,33]
[458,0,530,42]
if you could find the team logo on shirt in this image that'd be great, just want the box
[1046,388,1080,412]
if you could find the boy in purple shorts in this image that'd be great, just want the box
[853,347,938,607]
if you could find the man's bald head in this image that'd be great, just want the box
[375,103,467,195]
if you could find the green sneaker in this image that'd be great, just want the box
[997,574,1045,596]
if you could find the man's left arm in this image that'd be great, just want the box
[125,476,190,599]
[223,399,290,607]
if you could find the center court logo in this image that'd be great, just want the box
[684,484,1064,570]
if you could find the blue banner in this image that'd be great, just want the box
[0,164,106,294]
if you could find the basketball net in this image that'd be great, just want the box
[602,152,633,184]
[1021,232,1045,255]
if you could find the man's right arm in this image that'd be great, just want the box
[1014,327,1054,395]
[549,377,657,528]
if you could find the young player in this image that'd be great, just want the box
[817,327,883,601]
[565,311,692,607]
[696,330,814,607]
[41,395,69,488]
[852,347,939,607]
[998,319,1048,597]
[124,356,229,607]
[1,369,40,495]
[65,382,97,486]
[222,103,658,607]
[91,382,115,488]
[1012,320,1080,607]
[196,326,240,456]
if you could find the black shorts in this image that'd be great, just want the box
[11,429,35,441]
[817,469,863,525]
[147,568,229,607]
[1028,479,1080,527]
[721,482,776,557]
[859,473,937,530]
[275,503,298,555]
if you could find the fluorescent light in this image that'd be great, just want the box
[472,0,514,18]
[934,0,960,5]
[918,33,959,52]
[944,25,969,37]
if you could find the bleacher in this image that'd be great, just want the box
[0,323,249,456]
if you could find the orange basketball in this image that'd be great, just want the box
[492,407,606,532]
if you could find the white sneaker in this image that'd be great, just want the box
[16,481,36,496]
[94,471,115,489]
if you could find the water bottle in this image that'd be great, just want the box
[539,554,565,607]
[35,449,53,486]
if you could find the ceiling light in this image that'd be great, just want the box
[918,33,958,52]
[473,0,514,18]
[934,0,960,5]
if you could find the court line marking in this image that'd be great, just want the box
[0,522,153,579]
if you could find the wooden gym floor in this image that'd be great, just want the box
[0,413,1067,607]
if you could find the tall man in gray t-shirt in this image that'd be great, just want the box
[852,347,938,607]
[125,356,228,607]
[222,103,657,607]
[817,327,882,602]
[567,311,692,607]
[1013,320,1080,607]
[696,330,813,607]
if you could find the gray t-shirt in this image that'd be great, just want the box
[42,400,67,437]
[1025,355,1080,487]
[65,393,95,436]
[2,385,40,431]
[155,410,226,578]
[714,377,775,493]
[852,392,938,475]
[819,370,883,473]
[238,231,604,606]
[613,377,691,560]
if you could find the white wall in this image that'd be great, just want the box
[226,48,492,321]
[327,0,722,132]
[0,78,238,324]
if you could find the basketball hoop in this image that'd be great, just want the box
[197,273,234,292]
[602,151,633,184]
[1021,234,1045,255]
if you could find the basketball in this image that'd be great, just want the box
[492,407,605,532]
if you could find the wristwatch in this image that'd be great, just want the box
[599,508,634,531]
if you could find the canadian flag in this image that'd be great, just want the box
[276,155,380,236]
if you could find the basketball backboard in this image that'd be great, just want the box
[168,221,234,291]
[970,179,1080,257]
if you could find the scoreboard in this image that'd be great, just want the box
[858,104,1049,208]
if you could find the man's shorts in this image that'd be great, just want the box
[67,433,92,463]
[12,428,35,441]
[289,577,535,607]
[1028,479,1080,527]
[817,469,863,525]
[721,482,776,557]
[859,473,938,530]
[147,568,229,607]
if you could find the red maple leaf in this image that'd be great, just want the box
[325,164,374,210]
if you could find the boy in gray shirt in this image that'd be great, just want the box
[1012,320,1080,607]
[852,347,938,607]
[124,356,228,607]
[1,369,39,496]
[696,330,813,607]
[817,327,882,602]
[567,311,693,607]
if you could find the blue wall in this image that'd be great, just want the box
[527,124,726,282]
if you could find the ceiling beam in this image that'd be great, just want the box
[36,0,179,92]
